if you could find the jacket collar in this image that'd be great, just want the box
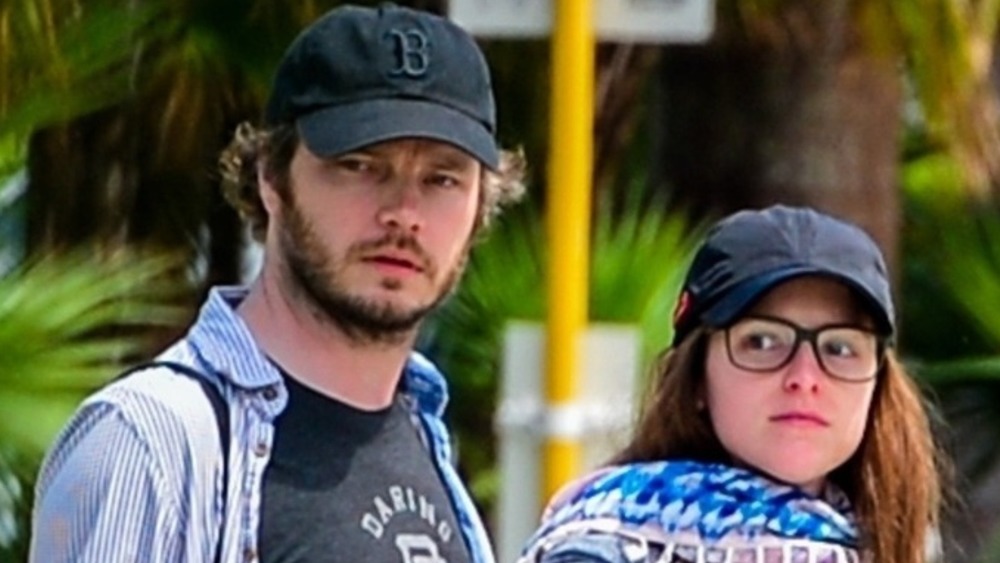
[186,286,448,414]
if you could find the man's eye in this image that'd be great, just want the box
[336,158,372,172]
[427,174,460,188]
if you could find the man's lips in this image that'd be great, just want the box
[363,254,424,273]
[770,411,829,426]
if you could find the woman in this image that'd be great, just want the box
[518,206,944,563]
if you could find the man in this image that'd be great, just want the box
[30,4,525,562]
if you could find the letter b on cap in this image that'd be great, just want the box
[386,28,430,77]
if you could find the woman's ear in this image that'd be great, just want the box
[694,371,707,412]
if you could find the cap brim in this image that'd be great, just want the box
[701,266,894,334]
[297,98,499,170]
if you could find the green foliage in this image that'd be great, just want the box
[919,357,1000,384]
[891,0,1000,194]
[900,147,1000,366]
[981,530,1000,563]
[897,191,995,362]
[424,196,702,509]
[0,251,185,454]
[590,190,702,363]
[899,126,1000,561]
[901,151,968,206]
[0,250,185,558]
[899,178,1000,515]
[430,196,701,402]
[0,447,31,560]
[0,0,166,181]
[927,213,1000,350]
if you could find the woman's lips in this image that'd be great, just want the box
[770,411,829,426]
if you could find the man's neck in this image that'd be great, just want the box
[236,275,416,411]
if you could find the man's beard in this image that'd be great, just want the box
[279,197,468,346]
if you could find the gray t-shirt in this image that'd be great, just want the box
[259,373,472,563]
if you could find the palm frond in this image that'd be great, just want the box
[0,447,31,558]
[590,189,703,362]
[927,207,1000,347]
[0,0,166,180]
[0,250,186,455]
[894,0,1000,196]
[430,196,701,384]
[905,203,1000,486]
[918,357,1000,384]
[423,197,702,513]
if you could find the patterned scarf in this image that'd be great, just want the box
[519,461,861,562]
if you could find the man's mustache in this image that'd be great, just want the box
[351,234,435,276]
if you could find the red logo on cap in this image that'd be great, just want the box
[673,290,692,326]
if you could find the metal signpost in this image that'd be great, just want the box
[451,0,714,42]
[449,0,714,559]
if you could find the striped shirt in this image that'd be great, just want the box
[30,286,496,563]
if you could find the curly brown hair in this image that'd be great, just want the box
[219,121,527,242]
[613,329,946,563]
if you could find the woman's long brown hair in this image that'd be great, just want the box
[612,330,944,563]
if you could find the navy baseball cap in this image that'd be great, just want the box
[264,3,499,169]
[671,205,894,345]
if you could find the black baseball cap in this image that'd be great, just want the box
[671,205,894,345]
[264,3,499,169]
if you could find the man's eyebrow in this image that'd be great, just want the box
[429,151,477,171]
[333,148,375,158]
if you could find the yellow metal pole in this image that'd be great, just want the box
[544,0,593,502]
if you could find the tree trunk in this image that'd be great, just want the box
[651,1,902,272]
[24,56,257,350]
[25,69,254,288]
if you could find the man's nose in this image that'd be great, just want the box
[376,178,423,233]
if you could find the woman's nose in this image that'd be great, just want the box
[782,342,824,392]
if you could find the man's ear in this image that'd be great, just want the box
[258,160,281,216]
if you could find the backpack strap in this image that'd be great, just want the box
[118,361,229,563]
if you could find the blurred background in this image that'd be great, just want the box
[3,0,1000,561]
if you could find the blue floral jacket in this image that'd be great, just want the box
[518,461,861,563]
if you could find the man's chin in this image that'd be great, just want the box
[313,278,456,341]
[360,303,428,325]
[350,292,417,311]
[317,292,432,330]
[356,287,438,312]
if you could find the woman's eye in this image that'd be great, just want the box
[745,333,779,350]
[822,340,856,358]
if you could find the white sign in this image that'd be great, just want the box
[449,0,714,43]
[495,322,640,563]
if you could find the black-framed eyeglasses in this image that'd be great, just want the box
[723,315,889,382]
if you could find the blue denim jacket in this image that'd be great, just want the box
[518,461,860,563]
[31,286,495,563]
